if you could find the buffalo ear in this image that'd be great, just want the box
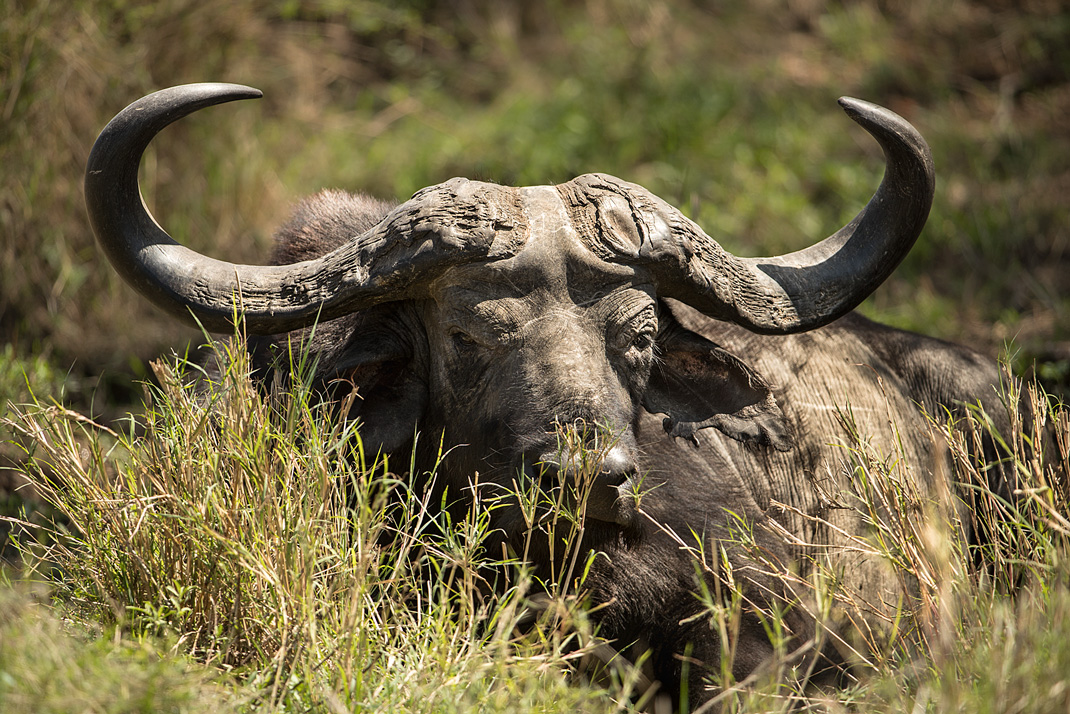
[256,304,426,458]
[326,313,428,458]
[331,357,427,458]
[643,313,792,451]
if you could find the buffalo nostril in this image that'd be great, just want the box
[523,453,555,482]
[600,446,635,487]
[529,445,635,488]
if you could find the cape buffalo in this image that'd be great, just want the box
[85,84,1010,708]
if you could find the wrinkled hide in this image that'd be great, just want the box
[249,190,1009,708]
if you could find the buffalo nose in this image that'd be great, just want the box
[527,443,639,527]
[597,445,637,487]
[533,444,636,488]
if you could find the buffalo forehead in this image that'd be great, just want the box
[426,176,658,271]
[434,278,655,345]
[435,183,650,304]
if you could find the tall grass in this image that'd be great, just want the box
[2,341,638,712]
[3,338,1068,711]
[819,372,1070,713]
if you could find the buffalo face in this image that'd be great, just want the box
[298,185,800,547]
[421,261,653,535]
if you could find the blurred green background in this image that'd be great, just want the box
[2,0,1068,418]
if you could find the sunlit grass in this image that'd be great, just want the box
[3,338,1068,712]
[2,341,634,712]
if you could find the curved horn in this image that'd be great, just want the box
[563,98,934,334]
[727,97,935,332]
[85,83,528,334]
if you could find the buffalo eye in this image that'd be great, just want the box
[448,327,477,348]
[631,330,655,352]
[612,324,656,358]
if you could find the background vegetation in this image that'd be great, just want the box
[1,0,1068,711]
[2,0,1068,404]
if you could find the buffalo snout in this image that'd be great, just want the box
[523,434,640,528]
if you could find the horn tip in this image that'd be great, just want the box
[837,96,916,134]
[837,96,875,120]
[172,82,263,102]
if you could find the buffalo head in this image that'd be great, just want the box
[84,84,934,550]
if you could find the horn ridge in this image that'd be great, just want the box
[84,84,529,334]
[566,99,934,334]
